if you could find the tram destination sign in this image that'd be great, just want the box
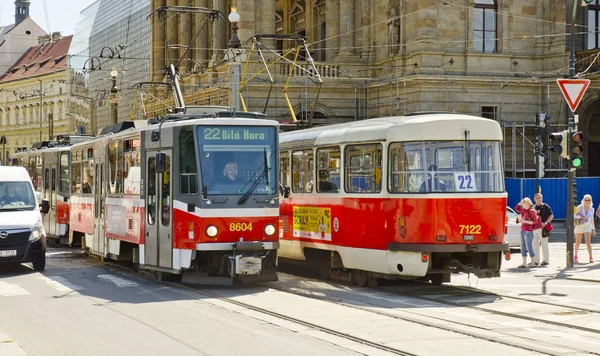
[201,126,273,144]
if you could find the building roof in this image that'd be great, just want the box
[0,35,72,83]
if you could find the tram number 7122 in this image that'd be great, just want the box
[459,224,481,235]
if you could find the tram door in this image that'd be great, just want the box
[93,157,106,256]
[43,155,57,237]
[145,150,173,269]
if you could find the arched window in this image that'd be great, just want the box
[588,0,600,49]
[473,0,497,53]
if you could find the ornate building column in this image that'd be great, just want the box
[178,0,192,71]
[152,0,166,82]
[166,0,179,65]
[257,0,276,49]
[193,0,209,71]
[211,0,228,63]
[336,0,355,60]
[326,0,340,61]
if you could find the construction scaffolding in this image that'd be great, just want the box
[502,121,569,178]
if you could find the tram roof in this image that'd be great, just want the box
[279,113,502,148]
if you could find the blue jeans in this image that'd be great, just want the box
[520,230,535,257]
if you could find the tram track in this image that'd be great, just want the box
[263,272,600,356]
[60,251,600,355]
[93,260,417,356]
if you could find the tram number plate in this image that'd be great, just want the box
[235,256,262,275]
[0,250,17,258]
[463,235,474,241]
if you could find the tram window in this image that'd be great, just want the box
[124,139,141,195]
[279,151,290,189]
[109,141,123,194]
[35,157,42,192]
[59,152,69,194]
[179,127,199,195]
[161,155,171,226]
[389,141,504,193]
[82,159,94,194]
[44,168,49,190]
[292,149,314,193]
[51,168,56,191]
[345,144,382,194]
[147,157,156,225]
[316,147,340,193]
[71,162,82,194]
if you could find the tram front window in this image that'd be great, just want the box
[388,140,504,193]
[198,126,277,196]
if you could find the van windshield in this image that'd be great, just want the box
[0,182,36,211]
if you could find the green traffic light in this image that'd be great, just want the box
[572,157,583,168]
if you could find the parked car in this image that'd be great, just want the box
[505,206,521,249]
[0,166,50,271]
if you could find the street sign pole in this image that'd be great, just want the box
[558,15,591,266]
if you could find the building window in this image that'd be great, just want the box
[481,106,498,120]
[473,0,497,53]
[588,0,600,49]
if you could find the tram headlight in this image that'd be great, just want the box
[264,224,276,236]
[206,225,218,238]
[30,218,45,241]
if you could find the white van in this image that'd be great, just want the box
[0,166,50,270]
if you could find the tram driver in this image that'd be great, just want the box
[221,161,240,182]
[419,164,447,192]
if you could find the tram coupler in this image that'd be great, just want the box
[446,259,493,279]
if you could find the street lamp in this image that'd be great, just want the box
[109,68,120,125]
[228,8,241,111]
[228,8,241,49]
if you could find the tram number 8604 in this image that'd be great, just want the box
[229,222,253,232]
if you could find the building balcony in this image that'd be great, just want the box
[576,49,600,74]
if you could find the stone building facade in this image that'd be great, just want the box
[0,34,74,164]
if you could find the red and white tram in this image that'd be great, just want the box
[14,135,91,244]
[278,113,509,285]
[67,108,280,283]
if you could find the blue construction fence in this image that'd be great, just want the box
[505,177,600,220]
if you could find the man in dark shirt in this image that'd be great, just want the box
[419,165,447,192]
[533,193,554,266]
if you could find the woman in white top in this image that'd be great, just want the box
[574,194,596,263]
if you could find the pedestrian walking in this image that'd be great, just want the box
[533,193,554,266]
[515,197,539,268]
[574,194,596,264]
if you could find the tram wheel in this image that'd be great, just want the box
[353,270,369,287]
[155,271,167,281]
[430,274,444,285]
[318,259,331,280]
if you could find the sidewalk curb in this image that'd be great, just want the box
[0,332,26,356]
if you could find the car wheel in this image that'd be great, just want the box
[32,256,46,271]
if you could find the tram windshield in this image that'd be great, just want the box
[389,140,504,193]
[198,126,277,196]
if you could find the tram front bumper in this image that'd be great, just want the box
[388,242,509,253]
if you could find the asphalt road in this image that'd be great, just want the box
[0,250,365,356]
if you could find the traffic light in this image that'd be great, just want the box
[549,130,569,159]
[536,155,545,178]
[569,130,584,168]
[536,113,550,137]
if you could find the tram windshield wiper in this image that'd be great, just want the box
[238,149,271,205]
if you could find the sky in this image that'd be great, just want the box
[0,0,98,35]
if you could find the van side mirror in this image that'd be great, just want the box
[40,200,50,214]
[155,152,166,174]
